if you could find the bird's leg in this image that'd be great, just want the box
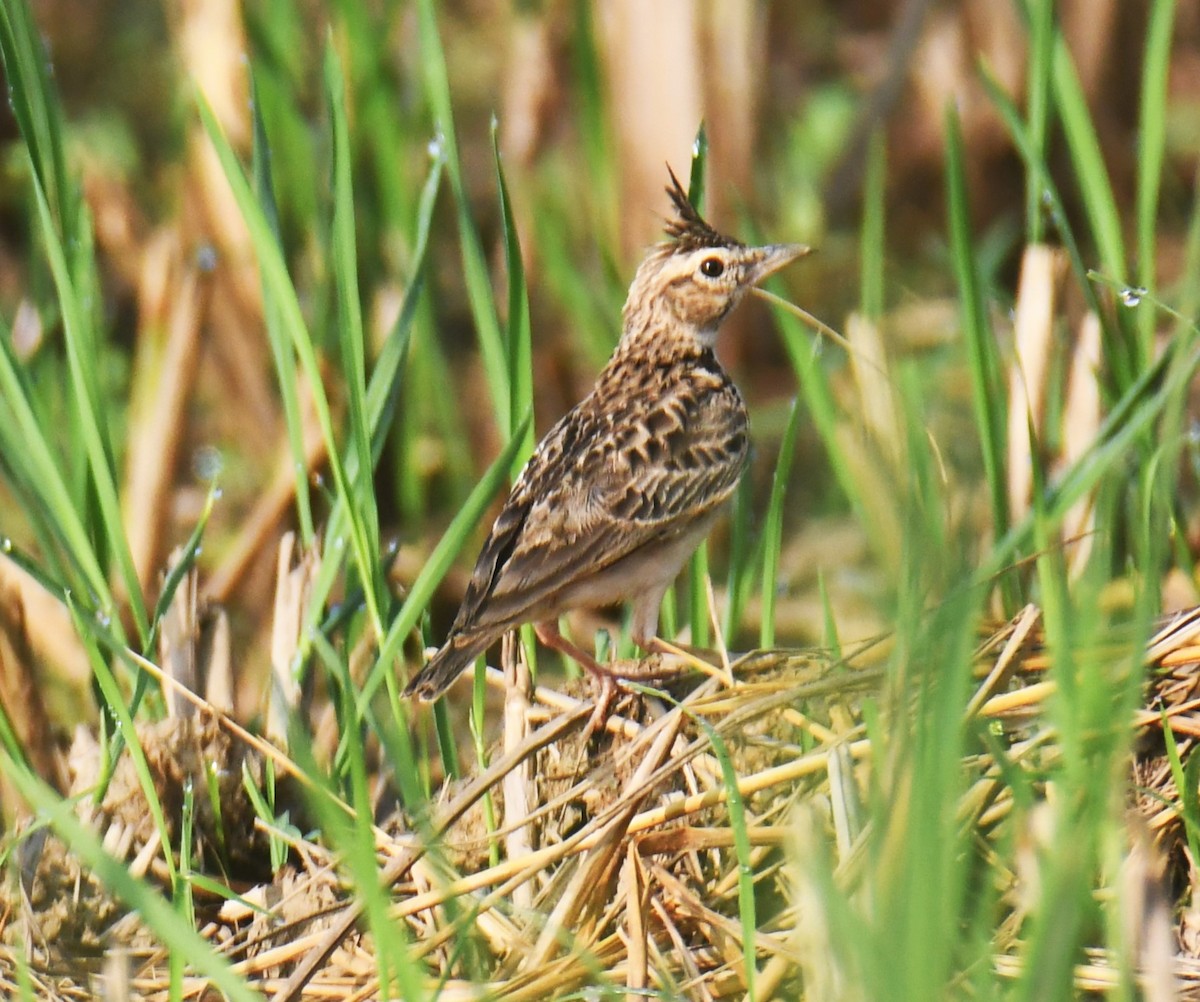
[534,620,618,738]
[627,593,697,679]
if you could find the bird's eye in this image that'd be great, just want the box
[700,257,725,278]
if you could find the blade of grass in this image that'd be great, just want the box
[172,780,197,996]
[30,173,149,643]
[760,398,803,648]
[945,105,1011,577]
[685,128,711,648]
[860,128,885,320]
[1023,0,1054,243]
[1050,33,1127,291]
[294,149,445,691]
[1047,25,1141,389]
[1,0,150,632]
[492,120,535,471]
[722,470,754,639]
[306,640,427,999]
[569,0,618,251]
[145,485,217,652]
[700,716,757,1000]
[331,0,417,266]
[326,44,384,622]
[1135,0,1178,354]
[688,545,711,648]
[369,151,445,462]
[198,91,384,637]
[687,122,708,206]
[416,0,508,432]
[242,0,320,236]
[981,65,1131,395]
[67,598,176,887]
[1162,709,1200,859]
[0,322,115,622]
[250,71,315,544]
[0,0,71,230]
[768,309,848,509]
[0,0,147,643]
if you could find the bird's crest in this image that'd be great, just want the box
[662,166,742,252]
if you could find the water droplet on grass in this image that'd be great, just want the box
[193,445,223,480]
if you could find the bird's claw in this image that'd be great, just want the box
[582,670,619,742]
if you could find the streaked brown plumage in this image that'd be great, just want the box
[404,169,808,705]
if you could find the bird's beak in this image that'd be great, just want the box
[748,243,812,285]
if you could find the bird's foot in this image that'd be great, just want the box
[621,636,715,683]
[581,667,619,742]
[534,621,625,741]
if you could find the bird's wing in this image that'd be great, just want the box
[450,377,748,637]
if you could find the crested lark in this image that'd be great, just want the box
[404,169,807,716]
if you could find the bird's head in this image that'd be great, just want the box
[621,169,810,348]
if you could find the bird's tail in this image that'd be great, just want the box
[403,632,491,701]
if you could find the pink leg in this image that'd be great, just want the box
[534,620,618,738]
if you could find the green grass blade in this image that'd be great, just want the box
[492,121,535,471]
[1136,0,1178,351]
[326,44,384,620]
[687,122,708,205]
[981,65,1132,389]
[0,0,146,643]
[860,129,885,319]
[722,471,755,639]
[945,105,1010,555]
[68,600,175,887]
[1024,0,1054,242]
[684,129,711,648]
[1051,34,1128,290]
[769,312,844,490]
[302,644,427,999]
[250,70,315,544]
[416,0,508,432]
[569,0,618,248]
[145,485,217,652]
[369,151,446,461]
[688,543,710,648]
[1178,167,1200,338]
[0,322,114,618]
[1162,707,1200,865]
[198,90,384,636]
[293,150,446,686]
[29,175,149,643]
[330,0,416,252]
[0,0,71,228]
[705,723,756,999]
[760,398,804,648]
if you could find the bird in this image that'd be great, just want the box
[404,168,808,722]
